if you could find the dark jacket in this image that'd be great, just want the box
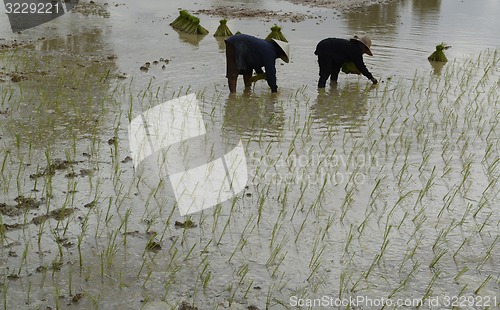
[314,38,374,80]
[225,34,280,91]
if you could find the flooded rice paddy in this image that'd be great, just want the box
[0,0,499,309]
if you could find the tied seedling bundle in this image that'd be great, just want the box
[428,43,451,62]
[170,10,209,35]
[213,19,233,37]
[341,62,361,75]
[265,25,288,42]
[249,73,267,83]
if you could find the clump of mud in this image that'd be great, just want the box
[139,58,170,72]
[0,40,28,50]
[0,69,47,83]
[65,168,93,178]
[0,196,44,216]
[174,219,197,229]
[0,194,74,231]
[195,7,312,22]
[284,0,392,11]
[178,301,198,310]
[29,158,88,179]
[31,207,76,225]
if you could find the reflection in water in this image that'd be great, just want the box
[3,29,118,147]
[310,82,369,132]
[215,36,228,51]
[36,28,107,54]
[412,0,441,15]
[344,2,403,37]
[175,29,208,46]
[223,92,284,140]
[428,59,446,76]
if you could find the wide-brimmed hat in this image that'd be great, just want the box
[271,39,290,63]
[353,35,373,56]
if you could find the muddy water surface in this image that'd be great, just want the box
[0,0,499,309]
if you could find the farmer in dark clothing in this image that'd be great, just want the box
[314,36,378,88]
[225,34,290,93]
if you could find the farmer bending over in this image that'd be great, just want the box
[314,35,378,88]
[225,34,290,93]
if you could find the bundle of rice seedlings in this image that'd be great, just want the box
[428,43,450,62]
[341,62,361,75]
[249,73,267,83]
[170,10,209,35]
[170,10,189,29]
[213,19,233,37]
[265,25,288,42]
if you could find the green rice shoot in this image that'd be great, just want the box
[170,10,209,35]
[265,25,288,42]
[428,42,449,62]
[213,19,233,37]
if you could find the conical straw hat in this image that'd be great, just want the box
[271,39,290,63]
[353,35,373,56]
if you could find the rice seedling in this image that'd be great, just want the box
[428,43,451,62]
[1,31,499,308]
[170,10,209,35]
[265,25,288,42]
[213,19,233,37]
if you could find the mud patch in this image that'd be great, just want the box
[30,159,83,179]
[145,239,162,252]
[65,169,94,178]
[195,7,312,22]
[0,40,28,50]
[284,0,393,11]
[72,0,111,18]
[174,220,197,229]
[139,58,170,72]
[178,301,198,310]
[83,200,97,209]
[0,196,44,216]
[31,207,75,224]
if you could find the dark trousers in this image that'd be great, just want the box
[225,42,253,92]
[317,55,341,88]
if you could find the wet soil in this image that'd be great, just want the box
[72,0,111,18]
[174,219,197,229]
[0,0,499,309]
[0,196,44,216]
[285,0,393,10]
[195,7,312,22]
